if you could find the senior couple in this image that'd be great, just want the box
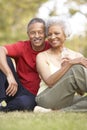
[0,17,87,112]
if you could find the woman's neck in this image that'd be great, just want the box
[50,46,64,55]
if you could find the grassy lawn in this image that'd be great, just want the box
[0,111,87,130]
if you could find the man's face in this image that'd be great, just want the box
[27,22,46,50]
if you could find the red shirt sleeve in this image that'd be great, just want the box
[4,41,24,58]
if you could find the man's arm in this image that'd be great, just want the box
[0,47,18,96]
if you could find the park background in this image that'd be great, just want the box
[0,0,87,130]
[0,0,87,56]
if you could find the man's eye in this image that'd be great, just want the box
[38,31,44,34]
[30,32,35,35]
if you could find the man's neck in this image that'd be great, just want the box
[31,44,45,52]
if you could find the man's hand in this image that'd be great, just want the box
[6,75,18,96]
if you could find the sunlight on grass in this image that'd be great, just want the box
[0,111,87,130]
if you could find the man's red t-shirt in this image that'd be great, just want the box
[4,40,50,95]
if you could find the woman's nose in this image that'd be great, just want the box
[51,34,56,39]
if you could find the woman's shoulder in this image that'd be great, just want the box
[36,50,50,66]
[66,48,83,57]
[37,50,50,58]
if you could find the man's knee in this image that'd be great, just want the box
[18,95,36,110]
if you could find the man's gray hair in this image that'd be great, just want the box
[27,17,46,34]
[46,17,72,38]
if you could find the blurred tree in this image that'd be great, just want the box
[0,0,87,56]
[68,0,87,4]
[67,0,87,16]
[0,0,47,43]
[48,0,87,17]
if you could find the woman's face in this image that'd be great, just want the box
[47,24,66,48]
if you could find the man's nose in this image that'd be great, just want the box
[35,32,39,37]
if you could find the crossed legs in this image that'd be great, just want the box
[36,64,87,110]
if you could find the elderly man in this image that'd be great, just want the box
[0,18,50,111]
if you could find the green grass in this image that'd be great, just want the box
[0,111,87,130]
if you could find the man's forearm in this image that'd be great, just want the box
[0,47,13,77]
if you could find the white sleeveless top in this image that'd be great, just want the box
[37,47,83,95]
[37,62,59,95]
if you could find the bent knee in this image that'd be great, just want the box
[17,96,36,110]
[72,64,84,69]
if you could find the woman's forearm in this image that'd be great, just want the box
[45,63,72,87]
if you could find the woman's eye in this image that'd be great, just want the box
[55,32,60,35]
[48,34,51,36]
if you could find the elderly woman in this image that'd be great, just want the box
[35,17,87,112]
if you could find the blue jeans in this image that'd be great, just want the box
[0,57,36,111]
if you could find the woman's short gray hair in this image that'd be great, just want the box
[46,17,72,38]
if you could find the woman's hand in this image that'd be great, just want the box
[70,57,87,68]
[61,57,70,67]
[61,57,87,68]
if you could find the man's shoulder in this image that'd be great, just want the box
[17,40,30,48]
[18,40,30,44]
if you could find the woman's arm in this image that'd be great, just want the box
[36,53,87,87]
[36,53,72,87]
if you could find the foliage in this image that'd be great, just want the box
[0,0,47,43]
[0,0,87,56]
[69,9,79,15]
[68,0,87,4]
[66,0,87,16]
[65,36,87,57]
